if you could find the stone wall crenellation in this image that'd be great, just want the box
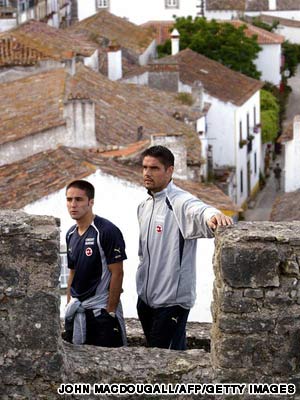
[211,221,300,397]
[2,212,300,399]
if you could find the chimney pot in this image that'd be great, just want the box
[107,40,122,81]
[171,29,180,56]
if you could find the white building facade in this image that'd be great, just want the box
[201,91,261,208]
[274,23,300,45]
[255,42,282,86]
[0,98,96,167]
[75,0,200,24]
[282,116,300,192]
[24,169,216,323]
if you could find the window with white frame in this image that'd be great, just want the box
[59,253,69,289]
[97,0,109,8]
[165,0,179,9]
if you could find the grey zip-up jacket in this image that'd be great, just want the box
[136,181,220,309]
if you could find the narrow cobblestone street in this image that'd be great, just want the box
[244,155,283,221]
[243,64,300,221]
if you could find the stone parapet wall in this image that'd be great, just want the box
[212,221,300,396]
[0,211,62,399]
[2,211,300,399]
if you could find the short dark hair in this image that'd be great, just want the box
[66,180,95,200]
[141,145,174,169]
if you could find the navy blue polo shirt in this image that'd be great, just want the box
[66,215,127,301]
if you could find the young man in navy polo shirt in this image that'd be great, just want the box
[64,180,127,346]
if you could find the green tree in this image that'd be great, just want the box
[157,17,261,79]
[260,89,280,143]
[282,41,300,78]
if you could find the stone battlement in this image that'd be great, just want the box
[1,211,300,399]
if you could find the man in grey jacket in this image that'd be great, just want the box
[136,145,233,350]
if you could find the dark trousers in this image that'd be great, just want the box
[63,309,123,347]
[85,309,123,347]
[137,297,190,350]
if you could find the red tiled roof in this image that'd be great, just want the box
[270,191,300,221]
[0,19,97,67]
[67,10,156,54]
[67,64,203,165]
[0,69,66,145]
[277,121,294,143]
[99,140,150,158]
[141,21,174,45]
[0,36,48,67]
[155,49,263,106]
[0,146,240,214]
[275,0,300,11]
[206,0,300,11]
[206,0,246,11]
[260,13,300,27]
[0,64,202,165]
[227,20,285,44]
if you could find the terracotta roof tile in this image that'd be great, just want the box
[66,10,156,76]
[0,69,66,145]
[0,146,239,214]
[0,36,48,67]
[227,20,285,44]
[67,10,156,54]
[277,121,294,143]
[67,64,203,165]
[0,19,97,67]
[141,21,174,45]
[155,49,263,106]
[270,191,300,221]
[140,19,284,46]
[206,0,246,11]
[0,65,202,165]
[275,0,300,10]
[98,140,150,158]
[246,0,269,11]
[207,0,300,11]
[260,13,300,27]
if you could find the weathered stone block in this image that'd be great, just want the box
[0,211,63,396]
[218,315,275,334]
[220,295,258,313]
[244,288,264,299]
[281,258,300,277]
[213,335,271,369]
[220,244,280,288]
[213,222,300,387]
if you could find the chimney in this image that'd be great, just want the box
[107,40,122,81]
[171,28,180,56]
[137,126,144,141]
[151,133,188,180]
[192,80,204,112]
[148,60,179,92]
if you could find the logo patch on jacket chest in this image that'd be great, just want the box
[156,225,163,233]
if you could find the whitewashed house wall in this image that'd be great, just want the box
[234,91,261,207]
[255,43,282,86]
[283,116,300,192]
[24,169,216,323]
[0,100,96,166]
[274,25,300,44]
[76,0,199,24]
